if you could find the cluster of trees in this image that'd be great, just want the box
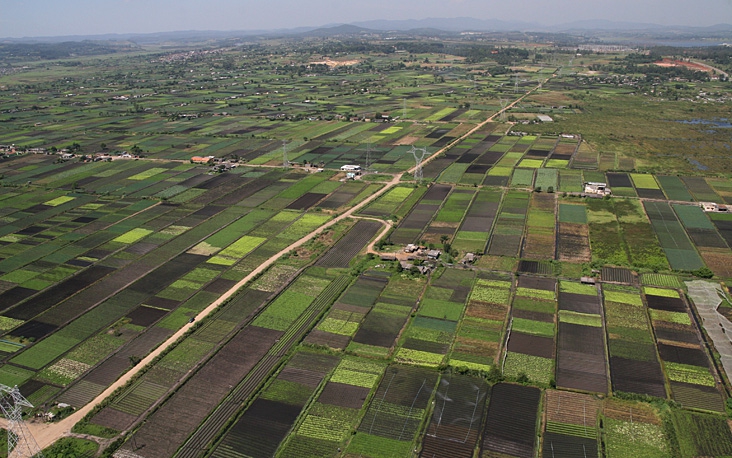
[0,41,136,61]
[589,61,711,83]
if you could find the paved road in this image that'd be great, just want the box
[690,60,729,79]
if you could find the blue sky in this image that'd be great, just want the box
[2,0,731,38]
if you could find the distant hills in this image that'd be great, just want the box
[2,18,731,45]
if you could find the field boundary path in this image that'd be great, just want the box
[0,78,549,453]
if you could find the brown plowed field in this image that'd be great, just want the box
[545,390,599,426]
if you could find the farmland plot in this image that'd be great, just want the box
[556,203,590,262]
[453,189,502,253]
[116,326,284,458]
[504,277,556,385]
[450,274,512,372]
[657,175,694,202]
[605,172,636,197]
[278,357,386,457]
[419,374,489,458]
[542,390,600,458]
[315,220,382,268]
[359,186,419,218]
[709,212,732,249]
[672,204,732,277]
[603,399,670,458]
[558,170,583,193]
[116,271,348,458]
[669,409,732,457]
[555,282,607,393]
[395,268,474,368]
[631,173,665,199]
[614,199,668,270]
[348,274,425,358]
[586,199,629,267]
[316,181,366,210]
[3,206,253,391]
[487,191,529,257]
[682,176,721,202]
[208,351,338,458]
[422,189,475,245]
[480,383,540,458]
[351,365,438,457]
[603,285,666,398]
[307,273,387,350]
[646,289,724,412]
[87,289,272,432]
[521,192,556,260]
[643,201,704,271]
[390,184,451,245]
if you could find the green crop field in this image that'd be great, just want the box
[0,30,729,458]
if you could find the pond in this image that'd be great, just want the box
[677,118,732,128]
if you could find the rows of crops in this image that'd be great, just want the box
[556,281,608,393]
[503,277,557,385]
[389,184,452,245]
[449,273,511,372]
[604,284,667,398]
[646,287,725,412]
[394,268,474,367]
[3,39,732,458]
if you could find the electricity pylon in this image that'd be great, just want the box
[500,99,508,122]
[365,143,373,174]
[408,146,428,182]
[0,384,44,458]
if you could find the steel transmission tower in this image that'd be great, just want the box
[282,141,289,169]
[499,99,508,122]
[0,384,44,458]
[365,143,373,174]
[408,146,428,182]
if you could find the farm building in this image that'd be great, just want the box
[340,164,361,172]
[701,202,729,212]
[460,253,477,265]
[405,244,419,253]
[191,156,215,164]
[584,182,611,197]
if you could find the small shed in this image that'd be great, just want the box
[584,182,611,197]
[461,253,477,264]
[701,202,719,212]
[191,156,215,164]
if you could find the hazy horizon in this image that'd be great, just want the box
[2,0,732,39]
